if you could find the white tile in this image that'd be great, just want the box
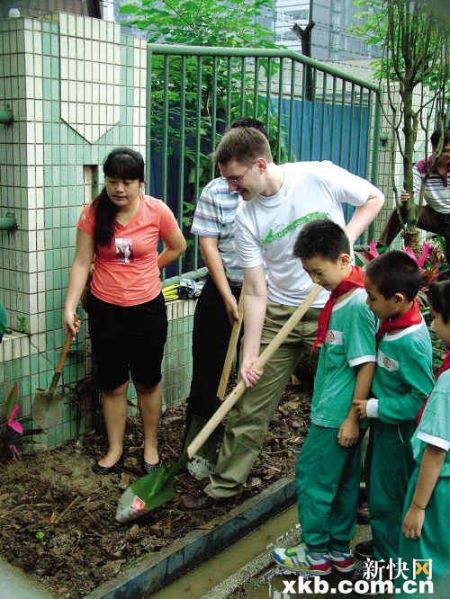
[61,101,69,120]
[35,167,43,188]
[59,13,68,36]
[67,14,76,37]
[35,123,43,144]
[36,188,44,208]
[37,230,44,251]
[76,15,84,38]
[60,35,68,58]
[33,31,42,55]
[33,55,42,77]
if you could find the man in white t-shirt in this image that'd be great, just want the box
[181,126,384,509]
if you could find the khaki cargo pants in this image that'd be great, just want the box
[205,301,320,499]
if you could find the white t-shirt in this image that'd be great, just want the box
[235,161,381,307]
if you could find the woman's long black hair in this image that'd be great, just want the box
[93,148,145,248]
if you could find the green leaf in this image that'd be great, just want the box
[5,383,19,421]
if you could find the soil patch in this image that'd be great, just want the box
[0,386,311,598]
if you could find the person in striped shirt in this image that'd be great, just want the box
[183,118,269,480]
[379,126,450,262]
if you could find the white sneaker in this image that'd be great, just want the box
[187,455,214,481]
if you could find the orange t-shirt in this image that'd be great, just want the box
[77,194,179,306]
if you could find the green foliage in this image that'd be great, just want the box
[5,383,18,421]
[352,0,449,233]
[120,0,276,48]
[120,0,286,270]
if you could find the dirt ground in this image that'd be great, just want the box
[0,385,311,599]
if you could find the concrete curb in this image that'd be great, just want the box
[88,477,296,598]
[0,557,54,599]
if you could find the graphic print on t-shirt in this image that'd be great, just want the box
[115,238,134,263]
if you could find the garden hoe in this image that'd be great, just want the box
[115,285,321,523]
[33,331,74,429]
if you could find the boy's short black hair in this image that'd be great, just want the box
[428,279,450,324]
[366,251,421,301]
[293,219,350,261]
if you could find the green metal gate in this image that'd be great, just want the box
[145,44,381,275]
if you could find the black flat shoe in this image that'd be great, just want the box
[141,457,162,475]
[92,454,124,475]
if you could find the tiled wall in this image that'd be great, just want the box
[0,14,194,451]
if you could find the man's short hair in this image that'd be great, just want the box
[293,220,350,262]
[430,126,450,149]
[229,118,269,141]
[213,127,272,166]
[366,251,422,300]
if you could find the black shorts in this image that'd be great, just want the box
[86,292,168,391]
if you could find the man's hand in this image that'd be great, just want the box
[353,398,368,418]
[338,417,359,447]
[224,295,239,326]
[241,358,263,389]
[402,504,425,539]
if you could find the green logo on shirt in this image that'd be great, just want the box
[261,211,330,244]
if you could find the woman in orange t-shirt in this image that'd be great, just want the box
[64,148,186,475]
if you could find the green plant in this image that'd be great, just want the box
[16,315,27,334]
[353,0,449,253]
[120,0,288,269]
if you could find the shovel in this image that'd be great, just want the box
[33,332,74,429]
[115,285,321,523]
[216,290,245,400]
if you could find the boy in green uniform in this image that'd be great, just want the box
[399,279,450,599]
[353,251,434,564]
[272,220,377,575]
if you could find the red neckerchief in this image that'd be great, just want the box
[376,300,422,344]
[311,266,365,353]
[417,351,450,424]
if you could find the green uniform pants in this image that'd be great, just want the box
[398,469,450,599]
[296,424,363,554]
[205,302,320,499]
[369,420,416,561]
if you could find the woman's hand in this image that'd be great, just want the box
[64,309,81,336]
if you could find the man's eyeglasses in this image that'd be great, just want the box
[221,163,254,186]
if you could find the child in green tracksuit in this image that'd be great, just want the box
[399,279,450,599]
[272,220,377,575]
[353,251,434,564]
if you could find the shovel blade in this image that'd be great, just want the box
[32,391,63,429]
[115,454,189,523]
[116,466,177,523]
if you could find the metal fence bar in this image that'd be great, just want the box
[253,57,260,118]
[161,54,169,202]
[276,57,284,163]
[320,71,327,161]
[177,55,186,274]
[288,59,296,162]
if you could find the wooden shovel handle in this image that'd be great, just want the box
[217,291,245,400]
[47,332,74,395]
[55,332,74,373]
[188,285,322,458]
